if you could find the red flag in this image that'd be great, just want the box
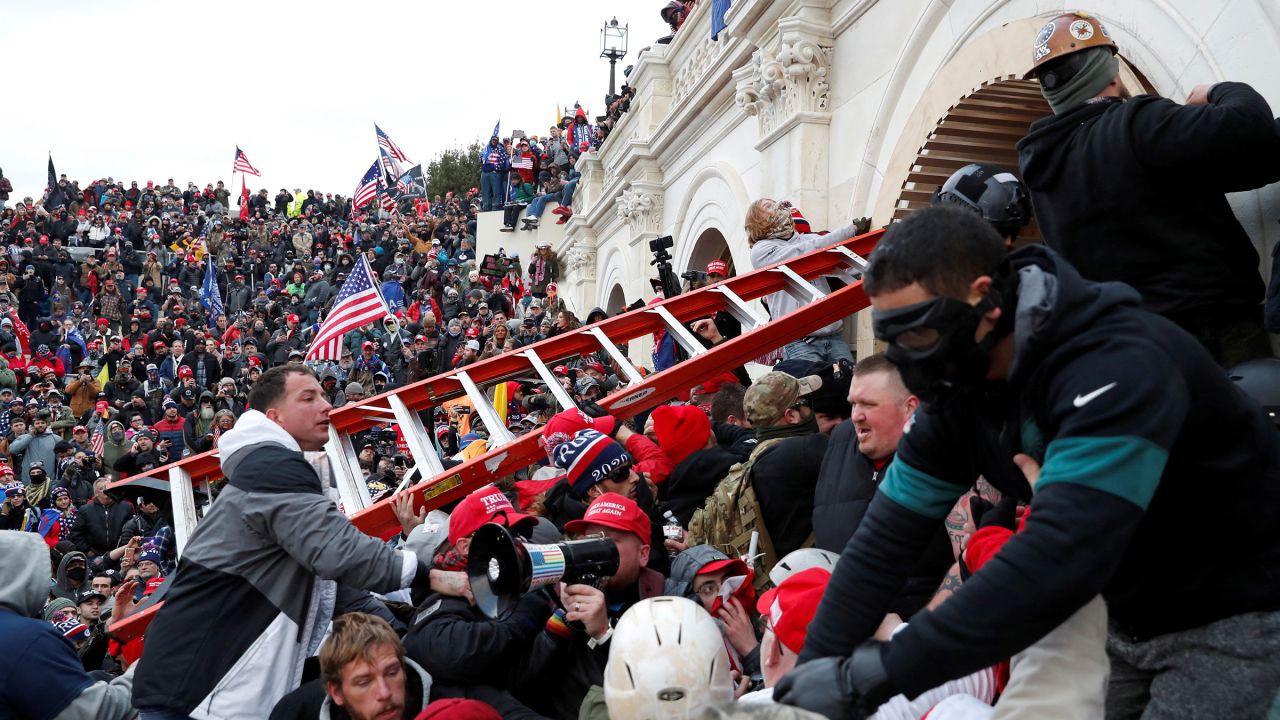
[8,310,30,357]
[239,178,250,222]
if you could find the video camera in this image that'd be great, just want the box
[467,523,619,619]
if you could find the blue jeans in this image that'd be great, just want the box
[527,190,563,219]
[480,172,503,211]
[783,334,854,364]
[561,178,579,208]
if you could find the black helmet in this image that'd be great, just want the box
[1228,358,1280,428]
[931,163,1033,240]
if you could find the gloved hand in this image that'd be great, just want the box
[969,494,1018,531]
[774,642,894,720]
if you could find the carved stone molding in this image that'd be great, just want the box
[615,185,665,236]
[672,35,728,108]
[734,30,832,137]
[563,239,598,282]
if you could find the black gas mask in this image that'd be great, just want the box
[872,283,1011,409]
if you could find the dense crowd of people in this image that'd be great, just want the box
[4,8,1280,720]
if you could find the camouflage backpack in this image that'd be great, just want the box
[686,438,787,593]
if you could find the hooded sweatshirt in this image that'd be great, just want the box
[0,530,136,719]
[51,549,89,600]
[1016,83,1280,329]
[801,245,1280,697]
[133,410,427,718]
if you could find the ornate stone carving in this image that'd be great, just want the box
[563,240,597,281]
[672,35,727,107]
[734,31,832,137]
[616,186,664,235]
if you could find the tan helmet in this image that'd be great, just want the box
[1026,11,1118,78]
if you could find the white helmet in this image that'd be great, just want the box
[604,597,733,719]
[769,548,839,587]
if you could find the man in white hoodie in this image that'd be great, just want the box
[132,365,460,720]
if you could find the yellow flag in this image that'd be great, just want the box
[492,381,509,428]
[96,363,110,385]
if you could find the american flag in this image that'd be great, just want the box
[233,146,260,176]
[353,161,380,211]
[305,251,391,362]
[375,124,411,163]
[89,423,105,457]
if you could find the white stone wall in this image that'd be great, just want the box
[567,0,1280,365]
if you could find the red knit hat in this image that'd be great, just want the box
[415,698,502,720]
[651,405,710,466]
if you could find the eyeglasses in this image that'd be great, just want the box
[694,579,722,599]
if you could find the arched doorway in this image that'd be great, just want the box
[605,283,627,316]
[891,77,1049,240]
[892,65,1155,240]
[686,228,735,277]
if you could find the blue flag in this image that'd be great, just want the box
[491,118,501,139]
[711,0,732,40]
[200,259,224,330]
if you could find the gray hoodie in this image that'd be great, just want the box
[52,549,89,600]
[0,530,137,719]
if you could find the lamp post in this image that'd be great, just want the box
[600,17,629,98]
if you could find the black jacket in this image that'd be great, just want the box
[802,246,1280,698]
[70,498,134,557]
[1017,83,1280,329]
[813,420,953,619]
[658,423,755,526]
[751,431,828,559]
[402,589,552,715]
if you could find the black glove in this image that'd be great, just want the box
[969,494,1018,532]
[579,400,621,437]
[774,642,895,720]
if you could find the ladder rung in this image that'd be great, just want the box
[390,395,445,478]
[770,265,825,303]
[710,286,769,330]
[649,305,708,358]
[587,327,644,386]
[328,424,372,513]
[829,246,870,274]
[456,371,517,447]
[169,466,197,558]
[520,350,578,409]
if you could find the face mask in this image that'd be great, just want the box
[872,293,1002,409]
[110,430,125,441]
[67,567,87,582]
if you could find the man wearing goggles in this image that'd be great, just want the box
[778,207,1280,718]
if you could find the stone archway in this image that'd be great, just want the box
[605,283,627,315]
[686,228,734,277]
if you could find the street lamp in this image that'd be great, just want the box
[600,17,629,97]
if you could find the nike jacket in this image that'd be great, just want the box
[801,245,1280,698]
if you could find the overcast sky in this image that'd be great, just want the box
[1,0,668,201]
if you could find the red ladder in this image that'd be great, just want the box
[107,228,882,640]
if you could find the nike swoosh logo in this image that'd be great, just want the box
[1073,382,1117,408]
